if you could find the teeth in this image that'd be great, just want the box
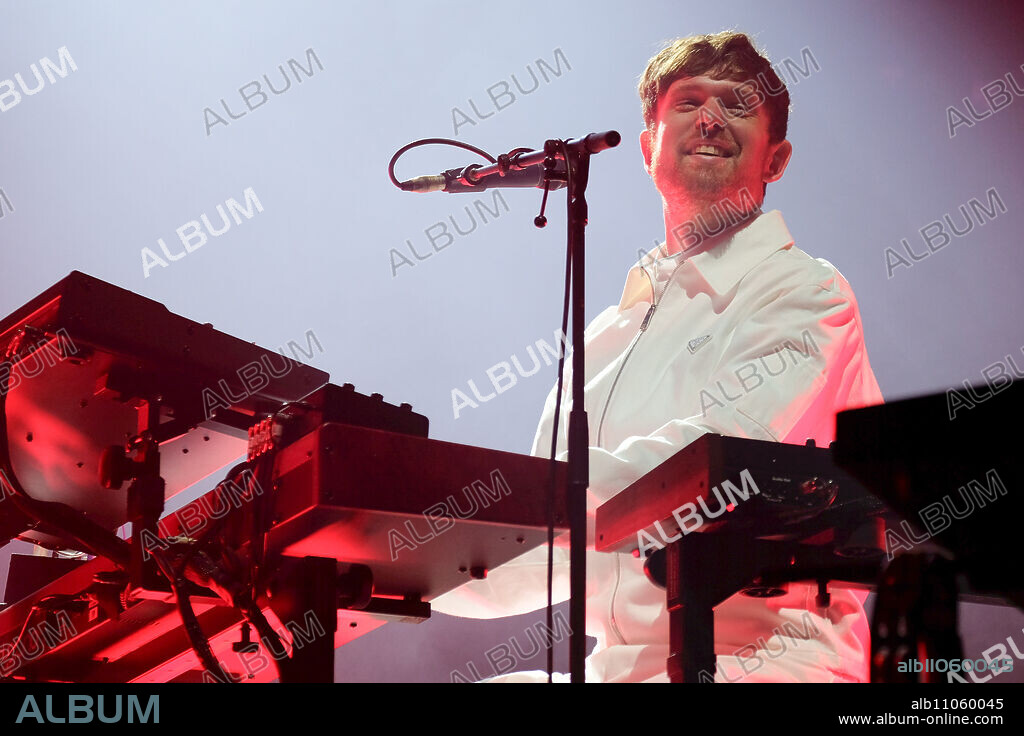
[692,145,725,156]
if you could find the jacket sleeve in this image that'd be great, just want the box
[433,280,871,618]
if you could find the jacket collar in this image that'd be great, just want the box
[619,209,794,310]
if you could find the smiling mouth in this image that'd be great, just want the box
[687,144,733,158]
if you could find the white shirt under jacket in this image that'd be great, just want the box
[433,209,884,682]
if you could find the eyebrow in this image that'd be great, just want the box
[666,83,702,99]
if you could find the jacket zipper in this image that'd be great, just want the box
[600,253,686,646]
[596,257,683,445]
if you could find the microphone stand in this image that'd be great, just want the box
[564,140,591,683]
[536,132,618,682]
[400,131,620,682]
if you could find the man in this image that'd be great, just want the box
[434,31,883,682]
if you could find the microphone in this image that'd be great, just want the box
[402,160,568,194]
[396,131,619,194]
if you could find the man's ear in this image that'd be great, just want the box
[640,128,653,174]
[764,139,793,184]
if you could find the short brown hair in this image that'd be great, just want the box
[638,32,790,143]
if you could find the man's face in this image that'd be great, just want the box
[640,75,792,210]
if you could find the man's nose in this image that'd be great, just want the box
[696,101,725,136]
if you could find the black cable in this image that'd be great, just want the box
[239,443,294,681]
[181,547,294,682]
[173,462,252,578]
[545,139,574,682]
[151,548,234,683]
[172,459,292,682]
[239,599,293,681]
[170,459,288,682]
[388,138,496,190]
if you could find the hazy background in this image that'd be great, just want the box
[1,0,1023,681]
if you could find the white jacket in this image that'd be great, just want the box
[434,210,884,682]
